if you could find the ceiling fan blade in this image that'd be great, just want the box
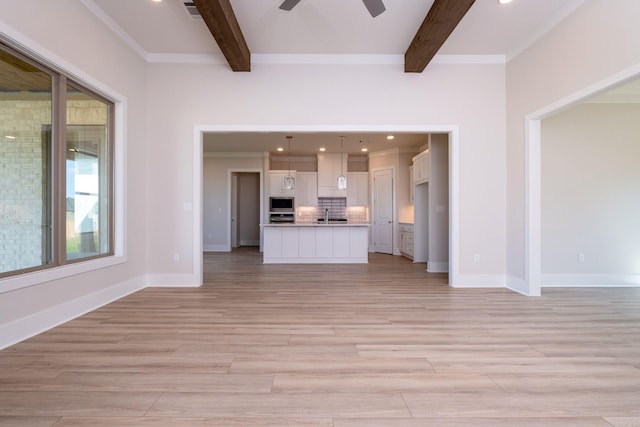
[279,0,302,11]
[362,0,385,17]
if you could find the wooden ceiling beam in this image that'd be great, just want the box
[405,0,476,73]
[193,0,251,72]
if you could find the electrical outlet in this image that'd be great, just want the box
[173,252,180,262]
[578,253,585,262]
[473,254,480,263]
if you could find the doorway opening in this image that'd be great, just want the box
[230,172,261,249]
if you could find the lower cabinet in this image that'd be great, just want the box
[263,225,369,264]
[399,223,414,260]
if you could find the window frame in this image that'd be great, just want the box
[0,37,123,288]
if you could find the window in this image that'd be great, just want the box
[0,42,114,278]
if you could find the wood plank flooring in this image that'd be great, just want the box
[1,247,640,426]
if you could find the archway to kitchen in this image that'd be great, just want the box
[194,125,460,286]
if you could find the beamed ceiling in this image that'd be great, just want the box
[192,0,476,72]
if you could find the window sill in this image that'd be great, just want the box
[0,255,127,294]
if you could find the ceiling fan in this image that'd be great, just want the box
[279,0,386,18]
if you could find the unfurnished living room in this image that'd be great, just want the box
[1,0,640,425]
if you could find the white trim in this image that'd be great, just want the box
[525,63,640,296]
[0,277,145,350]
[145,274,201,287]
[506,275,529,296]
[450,274,507,288]
[426,261,448,273]
[80,0,148,60]
[543,274,640,287]
[433,55,505,64]
[448,127,460,287]
[146,53,505,66]
[147,53,227,64]
[204,244,230,252]
[193,131,204,286]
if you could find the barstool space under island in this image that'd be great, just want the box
[262,223,369,264]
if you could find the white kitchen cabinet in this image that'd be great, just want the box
[412,150,430,184]
[295,172,318,206]
[347,172,368,206]
[269,170,296,197]
[399,223,414,260]
[317,153,348,197]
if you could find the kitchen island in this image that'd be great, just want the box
[262,223,369,264]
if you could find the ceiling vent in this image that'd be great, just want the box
[182,1,203,20]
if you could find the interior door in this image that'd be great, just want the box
[373,168,393,254]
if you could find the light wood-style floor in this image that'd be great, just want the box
[1,248,640,426]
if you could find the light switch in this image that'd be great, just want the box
[183,202,192,211]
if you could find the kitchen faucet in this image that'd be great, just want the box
[324,208,329,223]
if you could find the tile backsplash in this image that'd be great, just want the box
[317,197,346,219]
[295,198,368,223]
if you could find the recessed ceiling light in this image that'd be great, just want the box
[319,147,326,152]
[386,135,395,140]
[361,148,368,152]
[152,0,162,2]
[277,147,284,152]
[5,135,16,139]
[498,0,513,4]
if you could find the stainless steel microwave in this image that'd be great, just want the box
[269,197,294,212]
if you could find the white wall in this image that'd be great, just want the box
[541,102,640,285]
[506,0,640,294]
[146,61,507,286]
[0,0,148,345]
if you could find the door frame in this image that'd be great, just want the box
[226,168,263,252]
[194,125,459,287]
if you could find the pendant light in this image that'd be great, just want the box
[337,136,347,190]
[283,135,295,190]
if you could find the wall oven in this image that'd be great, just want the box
[269,197,295,223]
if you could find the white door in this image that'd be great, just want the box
[373,168,393,254]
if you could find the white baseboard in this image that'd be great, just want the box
[542,274,640,287]
[146,273,201,287]
[451,274,506,288]
[427,261,448,273]
[204,244,230,252]
[506,275,535,296]
[0,276,145,350]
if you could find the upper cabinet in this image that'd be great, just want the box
[347,172,368,207]
[317,153,348,197]
[412,149,430,184]
[295,172,318,206]
[268,170,296,197]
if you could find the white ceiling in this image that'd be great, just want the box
[89,0,585,57]
[85,0,589,155]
